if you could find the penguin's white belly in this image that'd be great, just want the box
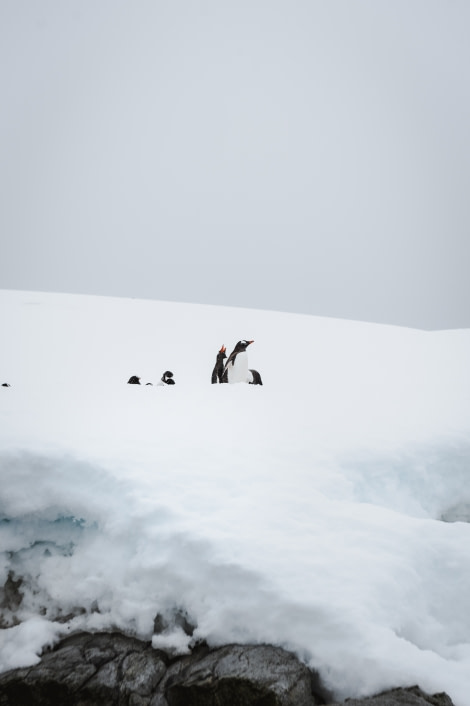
[227,352,250,383]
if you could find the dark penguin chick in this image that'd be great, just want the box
[211,345,227,384]
[2,383,11,387]
[160,370,175,385]
[127,375,141,385]
[223,340,255,384]
[249,369,263,385]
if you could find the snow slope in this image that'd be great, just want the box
[1,289,470,704]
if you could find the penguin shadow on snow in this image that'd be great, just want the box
[212,340,263,385]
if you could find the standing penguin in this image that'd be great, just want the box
[211,345,227,384]
[223,340,263,385]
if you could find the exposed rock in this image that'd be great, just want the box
[0,633,167,706]
[158,642,328,706]
[440,501,470,523]
[0,572,23,613]
[0,632,455,706]
[0,633,326,706]
[0,572,23,629]
[326,684,454,705]
[153,608,196,637]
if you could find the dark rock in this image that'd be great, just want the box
[0,573,23,612]
[0,633,455,706]
[0,632,167,706]
[0,633,325,706]
[158,642,329,706]
[326,684,455,705]
[440,501,470,523]
[0,572,23,628]
[153,608,196,637]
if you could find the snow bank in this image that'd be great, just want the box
[1,290,469,704]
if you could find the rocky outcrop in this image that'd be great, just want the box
[0,632,328,706]
[0,632,455,706]
[160,641,327,706]
[327,685,455,705]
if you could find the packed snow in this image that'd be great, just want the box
[1,289,470,704]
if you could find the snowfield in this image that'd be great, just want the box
[1,289,470,705]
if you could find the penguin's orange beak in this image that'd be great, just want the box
[220,345,226,353]
[248,340,254,345]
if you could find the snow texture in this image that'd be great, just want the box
[0,289,469,705]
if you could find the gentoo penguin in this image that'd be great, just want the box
[158,370,175,386]
[211,345,227,384]
[127,375,141,385]
[222,340,263,385]
[1,383,11,387]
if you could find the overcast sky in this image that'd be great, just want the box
[1,0,469,329]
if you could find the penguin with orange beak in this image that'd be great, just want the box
[211,344,227,384]
[222,340,263,385]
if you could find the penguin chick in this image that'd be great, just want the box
[211,345,227,384]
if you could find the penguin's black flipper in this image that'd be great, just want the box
[222,350,238,377]
[249,369,263,385]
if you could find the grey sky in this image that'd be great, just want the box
[1,0,469,329]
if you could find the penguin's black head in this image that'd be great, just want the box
[127,375,141,385]
[163,371,173,378]
[235,340,254,352]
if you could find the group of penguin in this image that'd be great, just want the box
[127,340,263,387]
[127,371,175,386]
[211,340,263,385]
